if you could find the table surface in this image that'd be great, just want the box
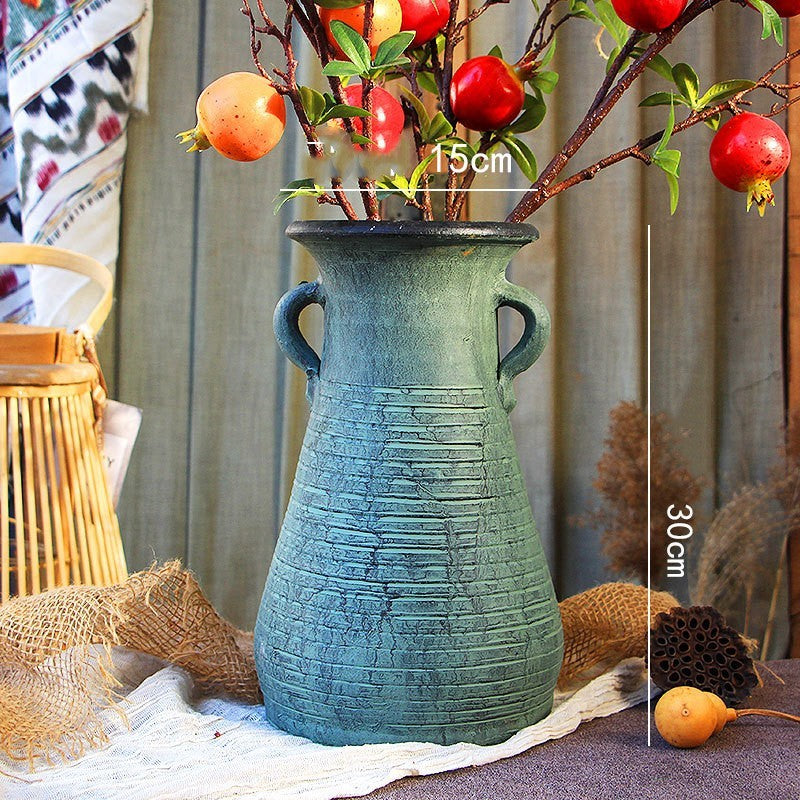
[352,660,800,800]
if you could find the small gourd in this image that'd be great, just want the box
[654,686,800,748]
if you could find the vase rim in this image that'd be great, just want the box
[286,220,539,245]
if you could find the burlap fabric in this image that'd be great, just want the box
[558,582,679,689]
[0,564,677,764]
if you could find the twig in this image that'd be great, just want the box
[360,0,380,220]
[506,0,725,222]
[512,53,800,214]
[242,1,321,158]
[451,134,494,219]
[454,0,508,44]
[526,0,562,52]
[331,177,359,219]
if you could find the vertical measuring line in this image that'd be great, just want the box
[647,223,652,747]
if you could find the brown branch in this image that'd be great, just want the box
[401,90,434,220]
[454,0,509,43]
[529,56,800,209]
[360,0,380,220]
[526,0,562,52]
[331,177,359,219]
[506,0,725,223]
[525,12,579,63]
[242,1,321,158]
[451,134,495,220]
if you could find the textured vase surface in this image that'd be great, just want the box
[255,221,564,747]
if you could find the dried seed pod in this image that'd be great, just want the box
[649,606,758,705]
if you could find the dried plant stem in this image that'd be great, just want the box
[736,708,800,724]
[761,535,788,660]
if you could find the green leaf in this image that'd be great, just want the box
[651,100,681,214]
[663,171,680,215]
[529,70,559,94]
[400,88,431,128]
[501,135,538,183]
[639,91,688,108]
[315,0,362,7]
[436,136,477,163]
[299,86,326,124]
[350,132,374,147]
[321,60,364,77]
[409,152,438,192]
[417,71,438,94]
[697,79,755,108]
[654,100,677,155]
[750,0,784,45]
[540,37,557,69]
[569,0,600,24]
[373,31,415,66]
[488,44,504,59]
[671,63,699,106]
[594,0,629,46]
[374,57,411,72]
[508,92,547,133]
[274,179,325,213]
[653,149,681,176]
[425,111,453,142]
[329,20,371,71]
[704,113,721,131]
[645,53,673,82]
[319,103,373,124]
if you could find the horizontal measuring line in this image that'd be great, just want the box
[278,188,533,193]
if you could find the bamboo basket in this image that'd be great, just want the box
[0,243,127,602]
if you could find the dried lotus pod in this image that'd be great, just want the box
[649,605,758,705]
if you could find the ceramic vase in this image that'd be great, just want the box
[254,221,563,746]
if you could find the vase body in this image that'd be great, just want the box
[255,221,563,747]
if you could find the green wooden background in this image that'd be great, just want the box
[105,0,787,640]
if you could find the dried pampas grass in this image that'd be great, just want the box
[578,402,704,587]
[692,464,800,657]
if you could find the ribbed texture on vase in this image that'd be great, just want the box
[255,382,563,746]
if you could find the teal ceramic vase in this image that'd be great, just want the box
[254,221,563,747]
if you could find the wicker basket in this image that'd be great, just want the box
[0,244,127,602]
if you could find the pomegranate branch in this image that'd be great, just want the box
[524,49,800,213]
[506,0,726,222]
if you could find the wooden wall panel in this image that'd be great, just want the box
[469,5,559,569]
[788,16,800,658]
[553,25,644,597]
[114,0,201,572]
[185,0,300,628]
[112,2,790,632]
[647,16,717,603]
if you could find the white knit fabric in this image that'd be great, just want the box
[1,654,650,800]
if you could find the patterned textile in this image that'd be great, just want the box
[2,0,150,329]
[0,17,33,324]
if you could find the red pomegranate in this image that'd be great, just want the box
[611,0,688,32]
[709,112,791,215]
[341,84,405,153]
[450,56,524,132]
[398,0,450,46]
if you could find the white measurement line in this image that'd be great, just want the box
[647,223,652,748]
[278,188,536,192]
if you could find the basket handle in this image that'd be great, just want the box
[0,243,113,336]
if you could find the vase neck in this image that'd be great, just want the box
[288,225,537,395]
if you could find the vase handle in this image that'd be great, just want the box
[274,280,325,403]
[496,282,550,413]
